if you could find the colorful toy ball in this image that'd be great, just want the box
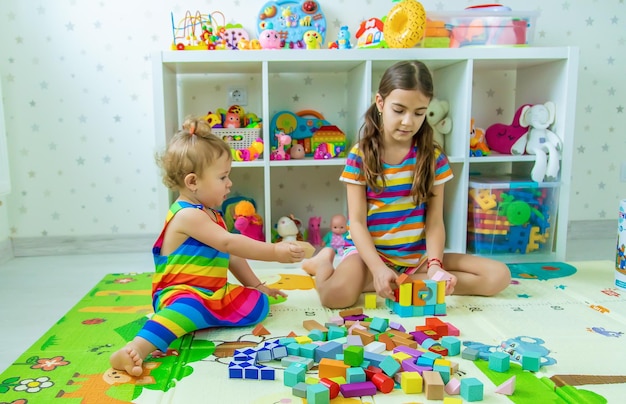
[383,0,426,48]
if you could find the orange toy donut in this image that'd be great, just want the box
[383,0,426,48]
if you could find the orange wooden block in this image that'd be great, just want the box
[387,329,414,340]
[396,273,411,285]
[352,328,376,345]
[287,331,298,337]
[303,320,328,332]
[412,280,427,306]
[391,335,418,349]
[339,307,363,318]
[378,333,396,351]
[252,324,270,336]
[318,358,350,379]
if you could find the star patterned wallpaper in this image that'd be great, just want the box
[0,0,624,246]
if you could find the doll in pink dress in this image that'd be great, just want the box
[322,214,348,256]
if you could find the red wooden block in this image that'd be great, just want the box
[371,372,395,393]
[425,317,449,337]
[364,365,383,381]
[319,378,340,399]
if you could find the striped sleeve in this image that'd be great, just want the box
[340,143,366,185]
[434,148,454,185]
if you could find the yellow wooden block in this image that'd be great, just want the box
[443,397,463,404]
[391,352,413,364]
[294,335,313,344]
[436,280,445,304]
[434,358,452,367]
[364,293,377,309]
[294,240,316,258]
[401,371,423,394]
[399,282,413,306]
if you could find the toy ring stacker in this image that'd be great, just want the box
[383,0,426,48]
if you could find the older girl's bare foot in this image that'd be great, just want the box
[302,247,336,276]
[110,346,143,376]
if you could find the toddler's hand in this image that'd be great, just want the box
[274,241,305,263]
[257,284,287,298]
[372,267,397,300]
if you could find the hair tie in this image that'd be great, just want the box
[189,121,196,135]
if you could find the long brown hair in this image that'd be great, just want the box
[359,60,439,205]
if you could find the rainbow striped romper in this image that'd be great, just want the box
[137,201,269,352]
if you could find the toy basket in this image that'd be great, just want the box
[213,128,262,151]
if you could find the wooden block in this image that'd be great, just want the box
[371,372,395,393]
[391,335,418,349]
[411,280,427,306]
[319,377,341,399]
[364,293,377,309]
[399,282,413,306]
[423,370,445,400]
[303,319,328,332]
[339,307,363,318]
[444,377,461,395]
[318,358,350,379]
[495,375,516,395]
[352,328,376,345]
[377,333,396,351]
[396,273,410,285]
[400,371,423,394]
[339,381,377,398]
[294,240,316,258]
[252,323,270,336]
[386,329,414,340]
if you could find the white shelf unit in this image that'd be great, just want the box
[152,47,579,263]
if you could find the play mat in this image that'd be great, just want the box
[0,261,624,403]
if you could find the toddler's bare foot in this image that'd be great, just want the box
[302,247,336,276]
[110,346,143,376]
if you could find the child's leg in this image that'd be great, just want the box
[442,253,511,296]
[302,247,372,308]
[109,336,156,377]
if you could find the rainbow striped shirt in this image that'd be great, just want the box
[340,143,453,267]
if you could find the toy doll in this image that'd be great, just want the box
[322,214,348,255]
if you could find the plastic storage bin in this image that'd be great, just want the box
[425,10,539,48]
[467,176,559,255]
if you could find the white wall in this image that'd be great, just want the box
[0,0,624,244]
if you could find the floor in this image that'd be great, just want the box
[0,236,616,374]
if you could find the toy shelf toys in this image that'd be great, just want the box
[170,10,252,50]
[206,105,264,162]
[425,6,539,48]
[256,0,327,49]
[467,175,559,256]
[269,110,346,158]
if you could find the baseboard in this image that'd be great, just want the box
[567,219,616,240]
[0,238,13,264]
[7,221,615,258]
[11,234,157,257]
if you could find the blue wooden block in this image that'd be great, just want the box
[489,351,511,372]
[299,343,318,359]
[379,355,401,377]
[255,347,273,362]
[441,336,461,356]
[346,366,366,383]
[244,364,260,379]
[369,317,389,333]
[522,350,542,372]
[363,351,385,367]
[460,377,484,402]
[315,340,343,363]
[287,342,301,356]
[462,347,480,361]
[307,383,330,404]
[308,329,326,341]
[292,382,308,398]
[284,363,306,387]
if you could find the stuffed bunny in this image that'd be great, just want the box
[426,98,452,150]
[516,101,561,182]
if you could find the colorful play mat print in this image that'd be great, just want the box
[507,261,577,280]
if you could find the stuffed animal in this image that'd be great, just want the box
[233,201,264,241]
[469,118,490,157]
[426,98,452,150]
[516,102,561,182]
[307,216,322,247]
[485,104,531,154]
[275,214,304,242]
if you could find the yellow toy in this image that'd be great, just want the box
[383,0,426,48]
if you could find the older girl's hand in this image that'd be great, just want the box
[372,266,397,300]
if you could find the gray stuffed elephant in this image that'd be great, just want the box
[513,101,561,182]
